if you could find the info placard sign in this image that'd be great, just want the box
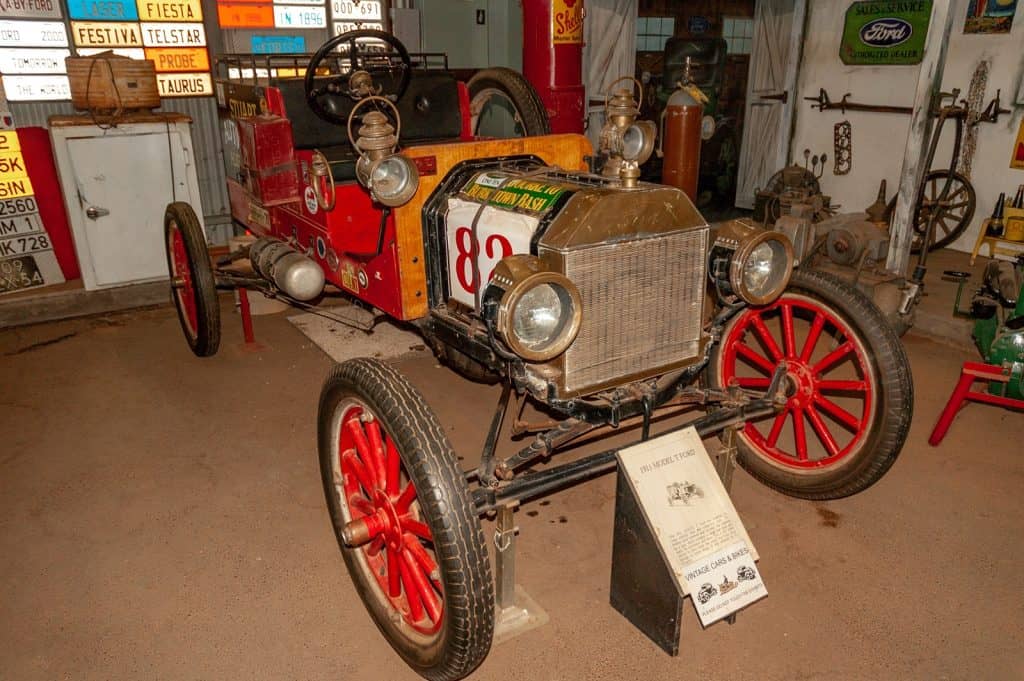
[616,427,767,626]
[840,0,932,65]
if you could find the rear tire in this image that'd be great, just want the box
[709,269,913,500]
[164,202,220,357]
[318,358,494,681]
[468,67,550,137]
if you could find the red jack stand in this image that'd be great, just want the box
[928,361,1024,446]
[237,288,258,347]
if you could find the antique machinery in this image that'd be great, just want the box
[929,257,1024,444]
[522,0,585,134]
[660,58,705,201]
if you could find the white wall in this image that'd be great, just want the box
[790,0,1024,253]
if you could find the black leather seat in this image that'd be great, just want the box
[276,71,463,181]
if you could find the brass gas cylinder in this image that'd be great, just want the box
[661,85,703,201]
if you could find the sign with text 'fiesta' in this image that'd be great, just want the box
[137,0,202,21]
[0,0,63,19]
[616,428,767,626]
[840,0,932,65]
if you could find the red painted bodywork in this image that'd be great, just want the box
[18,127,80,281]
[522,0,585,134]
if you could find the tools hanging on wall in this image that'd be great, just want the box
[803,87,1011,123]
[833,121,852,175]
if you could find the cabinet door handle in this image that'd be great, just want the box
[86,206,109,220]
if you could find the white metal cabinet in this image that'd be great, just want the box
[49,113,205,290]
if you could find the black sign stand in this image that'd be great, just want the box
[609,427,740,654]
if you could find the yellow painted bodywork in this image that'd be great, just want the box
[392,133,594,320]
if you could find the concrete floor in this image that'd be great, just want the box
[1,300,1022,681]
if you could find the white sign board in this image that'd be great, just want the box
[2,74,70,100]
[331,0,382,21]
[444,197,537,309]
[0,48,70,74]
[0,0,64,19]
[274,5,327,28]
[140,21,206,46]
[333,20,382,34]
[0,19,67,46]
[616,427,767,626]
[76,47,145,59]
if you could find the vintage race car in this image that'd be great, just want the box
[164,30,913,681]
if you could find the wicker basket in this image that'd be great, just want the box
[66,52,160,112]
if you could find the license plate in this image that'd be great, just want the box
[0,233,52,257]
[332,0,382,21]
[0,197,38,217]
[0,254,44,293]
[0,48,70,74]
[274,5,326,28]
[0,213,44,237]
[333,21,383,35]
[0,19,68,47]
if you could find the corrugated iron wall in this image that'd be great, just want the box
[9,98,230,223]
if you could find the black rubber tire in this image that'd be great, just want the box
[164,202,220,357]
[910,169,976,254]
[708,268,913,500]
[467,67,550,137]
[318,358,494,681]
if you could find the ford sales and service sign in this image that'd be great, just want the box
[840,1,931,65]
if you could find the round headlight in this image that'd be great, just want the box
[729,232,794,305]
[490,259,582,362]
[366,154,419,207]
[620,120,656,165]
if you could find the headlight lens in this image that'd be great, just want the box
[512,283,567,351]
[487,256,583,361]
[728,233,794,305]
[360,154,419,207]
[620,120,656,165]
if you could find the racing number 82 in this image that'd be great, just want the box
[454,226,512,295]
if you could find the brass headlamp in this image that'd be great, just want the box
[598,77,656,187]
[347,96,420,207]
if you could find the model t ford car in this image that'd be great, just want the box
[164,30,912,681]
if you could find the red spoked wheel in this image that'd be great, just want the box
[710,269,912,499]
[337,404,445,635]
[318,358,493,680]
[164,202,220,357]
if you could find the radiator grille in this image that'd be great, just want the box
[555,227,708,394]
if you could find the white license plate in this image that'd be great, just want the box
[0,233,52,256]
[0,213,44,237]
[0,20,68,47]
[332,0,382,21]
[333,21,383,35]
[274,5,327,28]
[0,48,70,74]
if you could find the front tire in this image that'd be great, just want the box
[164,202,220,357]
[318,358,494,681]
[709,269,913,499]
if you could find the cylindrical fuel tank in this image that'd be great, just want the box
[661,87,703,201]
[249,238,325,301]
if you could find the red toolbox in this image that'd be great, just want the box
[236,115,299,206]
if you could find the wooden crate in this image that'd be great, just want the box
[66,53,160,111]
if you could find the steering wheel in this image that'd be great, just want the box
[304,29,412,126]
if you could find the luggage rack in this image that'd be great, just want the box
[214,52,450,85]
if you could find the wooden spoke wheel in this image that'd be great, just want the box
[318,359,493,681]
[911,169,976,253]
[164,202,220,357]
[710,269,913,500]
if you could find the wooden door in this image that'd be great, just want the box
[735,0,807,209]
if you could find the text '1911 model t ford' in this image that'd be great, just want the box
[164,30,913,681]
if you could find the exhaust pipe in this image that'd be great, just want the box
[249,238,326,301]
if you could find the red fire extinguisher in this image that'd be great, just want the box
[660,59,706,201]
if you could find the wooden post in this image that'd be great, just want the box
[885,0,955,276]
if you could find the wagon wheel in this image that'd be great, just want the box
[318,358,493,681]
[164,202,220,357]
[911,169,976,253]
[709,269,913,500]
